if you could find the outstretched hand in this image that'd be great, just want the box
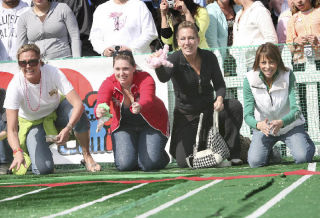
[9,151,26,171]
[147,44,173,69]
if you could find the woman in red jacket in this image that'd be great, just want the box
[95,50,170,171]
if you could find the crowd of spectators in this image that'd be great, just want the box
[3,0,319,61]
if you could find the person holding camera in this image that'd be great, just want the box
[286,0,320,71]
[89,0,158,57]
[243,42,315,168]
[160,0,209,50]
[95,50,170,171]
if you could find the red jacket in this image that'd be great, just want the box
[95,71,169,137]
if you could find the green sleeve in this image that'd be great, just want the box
[281,71,301,126]
[243,78,258,129]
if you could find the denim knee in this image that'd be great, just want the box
[74,110,90,133]
[115,158,138,171]
[32,161,54,175]
[56,99,90,133]
[248,156,267,168]
[247,130,272,168]
[139,155,169,172]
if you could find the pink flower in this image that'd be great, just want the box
[109,12,123,18]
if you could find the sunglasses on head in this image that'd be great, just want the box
[18,59,40,67]
[113,50,133,58]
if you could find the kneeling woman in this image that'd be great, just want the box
[95,51,170,171]
[154,21,243,167]
[243,42,315,168]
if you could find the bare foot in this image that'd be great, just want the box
[81,155,101,172]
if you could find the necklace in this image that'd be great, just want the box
[24,76,42,112]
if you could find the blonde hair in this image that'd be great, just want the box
[17,44,40,60]
[176,21,199,39]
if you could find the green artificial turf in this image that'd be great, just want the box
[0,157,319,218]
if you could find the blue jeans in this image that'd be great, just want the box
[248,125,315,168]
[26,99,90,174]
[111,125,169,171]
[0,116,12,164]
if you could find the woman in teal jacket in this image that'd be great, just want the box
[206,0,241,59]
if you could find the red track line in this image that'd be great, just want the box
[1,169,319,188]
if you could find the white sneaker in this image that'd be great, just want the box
[0,163,10,175]
[217,159,232,168]
[231,158,243,166]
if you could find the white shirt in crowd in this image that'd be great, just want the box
[89,0,158,55]
[0,0,29,61]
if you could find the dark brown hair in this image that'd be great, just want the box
[169,0,200,18]
[253,42,287,72]
[112,50,136,67]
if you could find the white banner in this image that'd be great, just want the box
[0,54,170,164]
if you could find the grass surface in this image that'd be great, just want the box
[0,157,319,218]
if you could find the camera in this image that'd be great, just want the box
[113,45,121,57]
[304,44,313,58]
[167,0,174,8]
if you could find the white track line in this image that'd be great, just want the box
[42,183,147,218]
[246,162,317,218]
[0,187,51,203]
[136,179,223,218]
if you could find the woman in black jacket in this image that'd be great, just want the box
[155,21,243,167]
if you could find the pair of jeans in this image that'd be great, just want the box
[0,115,12,164]
[248,125,315,168]
[26,99,90,174]
[111,125,169,171]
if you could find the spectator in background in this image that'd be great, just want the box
[54,0,98,56]
[243,43,315,167]
[232,0,278,69]
[0,0,29,61]
[0,89,12,174]
[206,0,241,59]
[17,0,81,60]
[89,0,158,57]
[194,0,206,7]
[286,0,320,70]
[160,0,209,51]
[276,0,293,44]
[269,0,283,27]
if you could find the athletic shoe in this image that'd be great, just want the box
[217,159,232,167]
[0,163,10,175]
[231,158,243,166]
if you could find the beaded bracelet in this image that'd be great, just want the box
[13,147,23,155]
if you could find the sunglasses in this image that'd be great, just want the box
[113,50,133,58]
[18,59,40,67]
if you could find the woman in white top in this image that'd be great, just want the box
[232,0,278,69]
[4,44,100,175]
[89,0,158,57]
